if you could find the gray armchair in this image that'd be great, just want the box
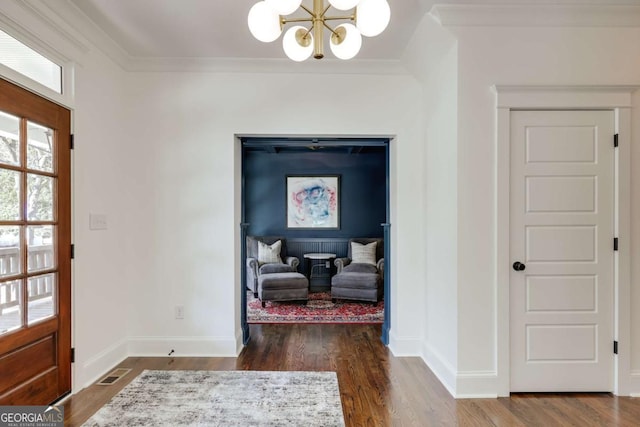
[331,238,384,305]
[246,236,300,298]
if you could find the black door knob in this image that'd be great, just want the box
[513,262,526,271]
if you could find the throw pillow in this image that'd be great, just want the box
[258,240,283,265]
[351,241,377,266]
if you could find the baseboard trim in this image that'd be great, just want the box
[235,329,244,355]
[455,370,499,399]
[422,342,457,398]
[78,338,128,390]
[128,336,238,357]
[629,370,640,397]
[388,330,422,356]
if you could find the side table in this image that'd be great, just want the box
[303,253,337,287]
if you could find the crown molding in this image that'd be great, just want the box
[430,4,640,27]
[30,0,133,69]
[0,0,90,65]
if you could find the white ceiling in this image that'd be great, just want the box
[68,0,640,62]
[69,0,430,60]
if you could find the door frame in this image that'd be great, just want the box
[0,77,72,403]
[237,137,392,345]
[494,85,636,396]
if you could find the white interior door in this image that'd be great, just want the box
[510,110,615,392]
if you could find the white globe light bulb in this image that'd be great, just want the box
[329,23,362,60]
[356,0,390,37]
[266,0,303,16]
[248,1,282,43]
[283,26,314,62]
[328,0,361,11]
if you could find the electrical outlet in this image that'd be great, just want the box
[175,305,184,319]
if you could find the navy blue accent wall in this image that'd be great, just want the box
[244,151,386,238]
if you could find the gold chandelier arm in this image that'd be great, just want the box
[322,14,356,22]
[300,4,314,15]
[302,24,314,39]
[322,21,339,37]
[282,17,314,24]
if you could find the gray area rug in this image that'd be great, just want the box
[82,370,345,427]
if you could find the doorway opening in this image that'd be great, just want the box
[239,137,391,344]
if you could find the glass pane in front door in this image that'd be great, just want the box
[0,279,22,333]
[0,225,20,278]
[0,169,20,221]
[0,111,20,167]
[27,225,55,273]
[27,174,54,221]
[27,121,54,173]
[27,273,56,324]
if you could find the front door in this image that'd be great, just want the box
[510,110,614,392]
[0,78,72,404]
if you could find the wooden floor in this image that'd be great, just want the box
[63,324,640,426]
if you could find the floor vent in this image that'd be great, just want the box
[96,368,131,386]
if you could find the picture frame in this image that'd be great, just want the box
[286,175,340,229]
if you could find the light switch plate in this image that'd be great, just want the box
[89,213,108,230]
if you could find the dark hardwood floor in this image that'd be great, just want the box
[63,324,640,426]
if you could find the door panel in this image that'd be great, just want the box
[0,78,71,404]
[510,110,614,392]
[526,176,596,212]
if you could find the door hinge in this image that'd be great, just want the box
[70,134,74,150]
[70,244,75,259]
[614,133,618,148]
[614,341,618,355]
[71,347,75,363]
[614,238,619,251]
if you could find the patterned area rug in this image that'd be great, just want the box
[82,370,345,427]
[247,291,384,324]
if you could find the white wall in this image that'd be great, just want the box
[403,15,460,393]
[72,50,131,388]
[632,87,640,396]
[121,71,426,357]
[406,14,640,396]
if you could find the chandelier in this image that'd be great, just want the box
[247,0,391,61]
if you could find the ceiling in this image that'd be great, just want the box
[69,0,430,61]
[68,0,640,62]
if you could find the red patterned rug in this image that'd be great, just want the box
[247,291,384,324]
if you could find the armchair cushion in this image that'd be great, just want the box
[342,263,378,274]
[258,240,283,265]
[260,263,294,274]
[350,241,377,266]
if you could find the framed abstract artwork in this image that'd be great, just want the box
[286,175,340,229]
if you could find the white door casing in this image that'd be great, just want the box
[510,110,614,392]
